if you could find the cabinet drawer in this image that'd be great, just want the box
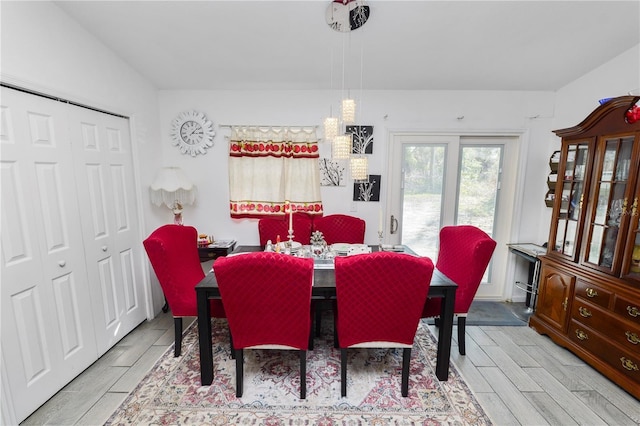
[572,299,640,352]
[575,280,611,308]
[614,295,640,327]
[569,320,640,383]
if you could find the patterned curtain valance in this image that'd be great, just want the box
[228,126,323,219]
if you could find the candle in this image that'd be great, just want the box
[378,208,383,233]
[288,202,293,233]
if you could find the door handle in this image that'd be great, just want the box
[390,215,399,234]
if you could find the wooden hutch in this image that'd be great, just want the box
[530,96,640,399]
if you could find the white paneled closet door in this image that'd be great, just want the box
[1,87,98,422]
[68,104,146,356]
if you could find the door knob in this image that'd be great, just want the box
[58,260,66,267]
[102,246,108,252]
[390,215,399,234]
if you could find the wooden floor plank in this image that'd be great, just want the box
[525,367,607,425]
[482,346,543,392]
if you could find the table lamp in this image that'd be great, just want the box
[150,167,197,225]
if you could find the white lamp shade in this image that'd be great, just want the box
[323,116,339,142]
[150,167,197,207]
[341,98,356,124]
[332,134,352,160]
[350,156,368,181]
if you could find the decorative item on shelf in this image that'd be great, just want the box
[545,150,560,208]
[150,167,197,224]
[631,245,640,273]
[625,101,640,124]
[198,234,211,248]
[310,230,327,257]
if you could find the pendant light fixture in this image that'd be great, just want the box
[332,134,352,160]
[341,98,356,124]
[323,115,339,142]
[350,156,368,182]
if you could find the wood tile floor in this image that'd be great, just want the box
[21,310,640,425]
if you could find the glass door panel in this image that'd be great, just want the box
[456,145,501,234]
[623,182,640,282]
[400,144,445,259]
[552,143,589,258]
[584,136,633,273]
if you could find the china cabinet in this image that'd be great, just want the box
[530,96,640,400]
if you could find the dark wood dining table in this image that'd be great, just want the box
[195,245,457,385]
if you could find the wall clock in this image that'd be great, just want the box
[170,110,215,156]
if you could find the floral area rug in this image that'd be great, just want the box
[106,317,491,425]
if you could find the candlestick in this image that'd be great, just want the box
[288,203,293,234]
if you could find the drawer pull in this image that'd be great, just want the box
[620,357,639,371]
[585,288,598,298]
[627,306,639,317]
[575,329,589,341]
[625,331,640,345]
[578,307,592,318]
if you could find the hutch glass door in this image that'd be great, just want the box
[585,135,634,273]
[553,142,590,259]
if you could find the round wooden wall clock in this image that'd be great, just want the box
[170,110,215,156]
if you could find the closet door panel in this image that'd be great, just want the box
[0,87,97,423]
[70,106,145,356]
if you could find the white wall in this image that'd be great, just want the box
[554,44,640,129]
[0,1,166,313]
[158,90,557,247]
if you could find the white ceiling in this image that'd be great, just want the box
[54,1,640,91]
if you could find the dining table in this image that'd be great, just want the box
[195,245,457,385]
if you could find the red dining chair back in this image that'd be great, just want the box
[312,214,366,245]
[334,252,434,397]
[143,224,226,357]
[421,225,497,355]
[258,214,313,246]
[213,252,314,398]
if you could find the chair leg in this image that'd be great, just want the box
[315,304,323,337]
[309,309,314,350]
[433,316,441,328]
[401,348,411,397]
[458,316,466,355]
[235,349,243,397]
[299,350,307,399]
[174,318,183,357]
[229,328,235,359]
[340,348,347,397]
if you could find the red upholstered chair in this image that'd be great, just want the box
[312,214,366,245]
[258,214,313,246]
[143,224,226,357]
[421,225,497,355]
[334,252,434,397]
[213,252,314,399]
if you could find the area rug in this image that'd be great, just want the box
[106,318,491,425]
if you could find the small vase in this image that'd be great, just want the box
[312,243,324,257]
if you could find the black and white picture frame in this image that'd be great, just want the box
[346,125,373,154]
[319,158,347,186]
[353,174,380,201]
